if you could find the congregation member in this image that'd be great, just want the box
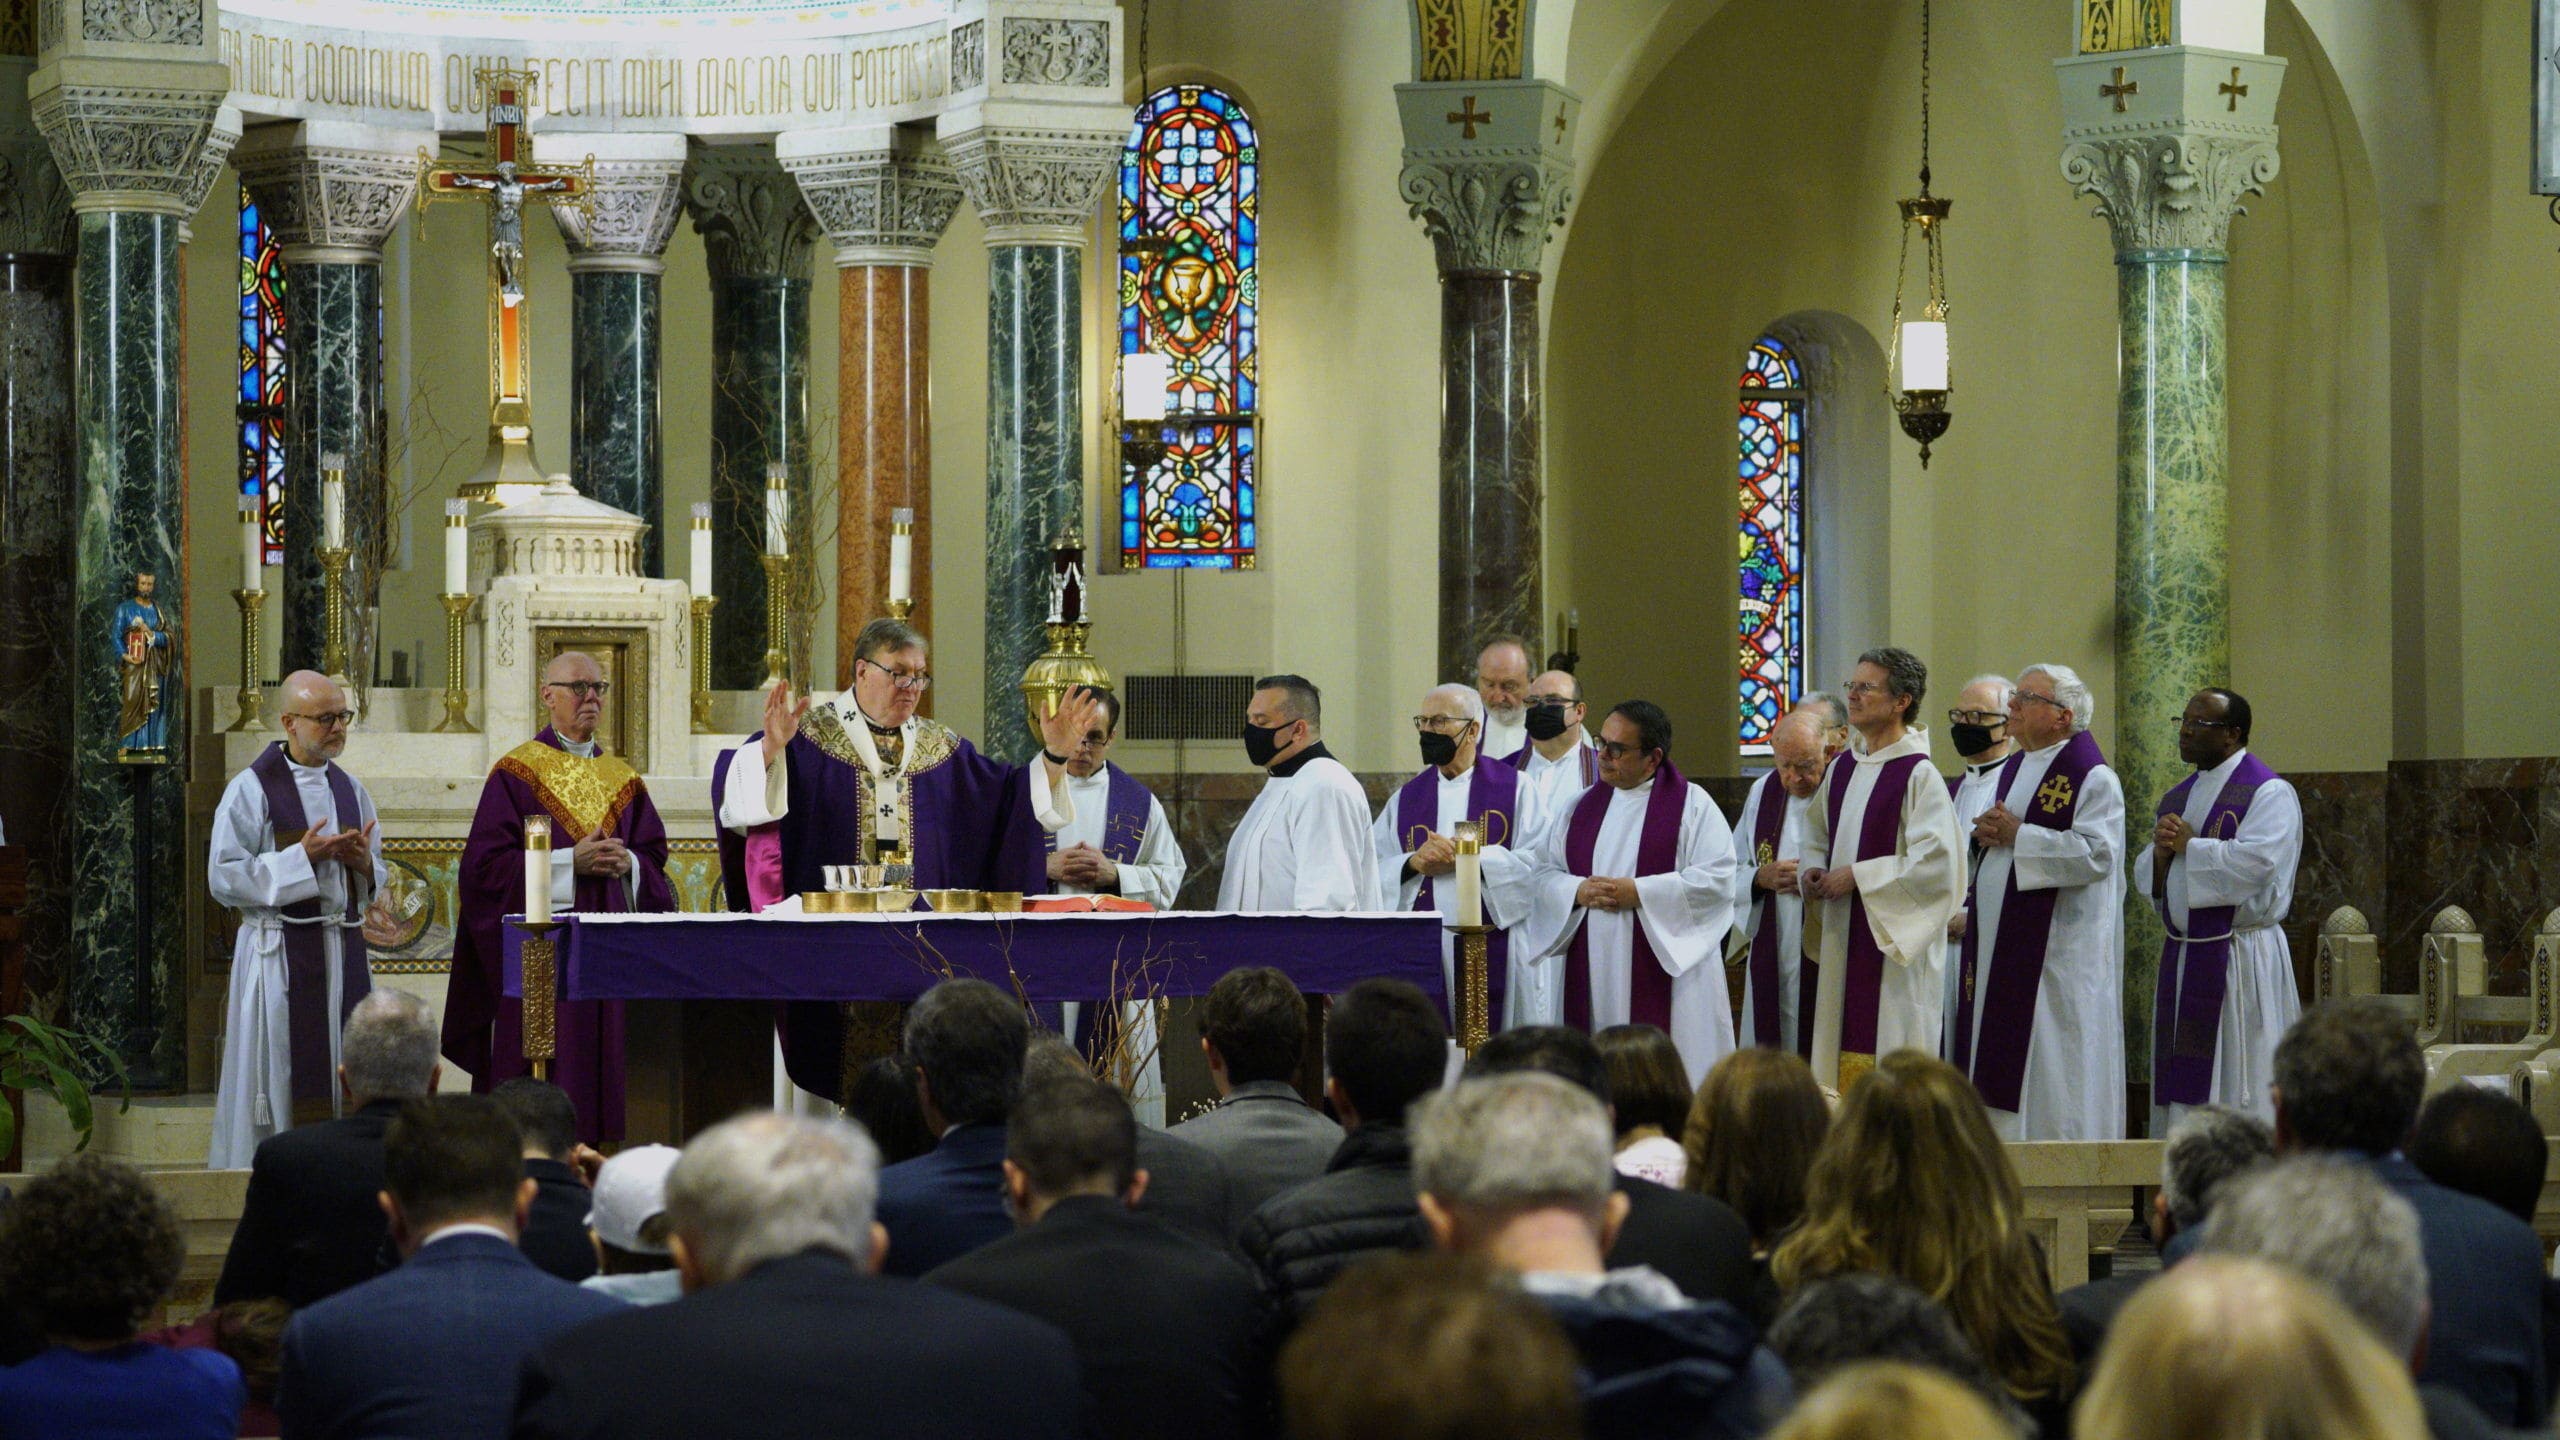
[1277,1253,1583,1440]
[1171,966,1345,1237]
[1766,1277,2029,1435]
[208,669,395,1168]
[275,1096,622,1440]
[1474,634,1535,761]
[511,1112,1086,1440]
[927,1075,1270,1440]
[1414,1072,1791,1440]
[2408,1085,2548,1227]
[1594,1024,1692,1188]
[2133,686,2302,1126]
[844,1052,937,1164]
[1940,674,2012,1044]
[1525,700,1739,1083]
[1501,668,1601,820]
[1766,1362,2013,1440]
[1796,649,1963,1093]
[2273,1001,2548,1426]
[0,1155,245,1438]
[1470,1026,1755,1310]
[2056,1103,2272,1362]
[712,616,1100,1099]
[216,989,441,1309]
[874,978,1027,1277]
[492,1077,601,1282]
[2076,1257,2427,1440]
[580,1144,685,1306]
[1374,683,1548,1026]
[1949,662,2126,1141]
[1240,978,1447,1322]
[444,650,675,1146]
[1022,1034,1233,1250]
[1771,1050,2076,1435]
[1219,673,1383,911]
[1729,708,1828,1053]
[1681,1048,1832,1260]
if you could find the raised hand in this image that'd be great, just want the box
[1039,685,1106,761]
[760,680,811,765]
[300,819,339,866]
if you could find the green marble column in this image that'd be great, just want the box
[276,260,383,676]
[980,244,1079,762]
[569,266,663,575]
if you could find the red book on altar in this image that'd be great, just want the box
[1024,896,1156,914]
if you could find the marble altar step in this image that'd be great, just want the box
[22,1090,218,1172]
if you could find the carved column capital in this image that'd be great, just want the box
[938,120,1118,249]
[27,55,230,217]
[0,58,72,254]
[1394,78,1578,276]
[545,131,686,276]
[231,120,433,265]
[2054,48,2287,257]
[683,143,821,283]
[778,123,963,269]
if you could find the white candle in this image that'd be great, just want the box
[1454,822,1484,928]
[889,507,914,603]
[320,454,347,550]
[239,495,262,594]
[764,463,789,558]
[690,503,714,599]
[524,815,552,924]
[443,499,469,595]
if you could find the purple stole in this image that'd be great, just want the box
[1821,750,1929,1059]
[248,742,371,1122]
[2152,752,2279,1106]
[1742,775,1796,1052]
[1561,761,1689,1032]
[1044,763,1155,870]
[1500,741,1600,789]
[1946,772,1963,801]
[1394,759,1519,1025]
[1950,729,2107,1112]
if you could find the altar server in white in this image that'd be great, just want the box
[1727,708,1831,1053]
[207,671,396,1168]
[2134,687,2301,1127]
[1500,669,1602,829]
[1949,662,2126,1142]
[1943,672,2015,1047]
[1373,684,1549,1026]
[1798,648,1965,1096]
[1525,701,1738,1085]
[1218,674,1382,912]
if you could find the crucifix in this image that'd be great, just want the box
[416,66,594,504]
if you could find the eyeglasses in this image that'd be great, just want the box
[859,659,932,692]
[544,681,610,700]
[2011,691,2068,711]
[1595,740,1649,760]
[284,711,355,728]
[1947,709,2007,727]
[1841,681,1888,698]
[2177,716,2241,731]
[1412,715,1476,734]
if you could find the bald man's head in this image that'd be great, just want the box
[1769,709,1828,798]
[281,670,350,765]
[541,651,607,743]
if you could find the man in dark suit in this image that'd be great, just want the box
[493,1077,600,1282]
[873,979,1025,1277]
[1172,967,1343,1238]
[215,989,442,1309]
[929,1074,1270,1440]
[2056,1103,2271,1362]
[2273,1000,2549,1428]
[512,1110,1086,1440]
[1465,1027,1754,1312]
[1023,1033,1233,1250]
[275,1095,623,1439]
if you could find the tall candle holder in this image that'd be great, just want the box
[517,917,559,1082]
[1453,924,1493,1055]
[226,589,267,732]
[433,594,479,733]
[319,546,352,684]
[885,596,914,621]
[759,553,792,692]
[690,594,718,733]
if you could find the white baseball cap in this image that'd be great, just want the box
[585,1144,681,1254]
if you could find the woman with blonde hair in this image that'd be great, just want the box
[1683,1047,1831,1253]
[1771,1050,2074,1430]
[2076,1256,2425,1440]
[1767,1361,2014,1440]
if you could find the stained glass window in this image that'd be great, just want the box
[1739,336,1807,754]
[1118,85,1258,570]
[238,185,287,564]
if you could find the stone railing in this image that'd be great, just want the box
[0,1167,247,1325]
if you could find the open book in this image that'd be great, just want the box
[1023,895,1157,914]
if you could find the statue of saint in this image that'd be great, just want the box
[115,570,172,757]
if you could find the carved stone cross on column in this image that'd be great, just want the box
[1446,95,1491,139]
[2100,66,2138,113]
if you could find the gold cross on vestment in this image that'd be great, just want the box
[2100,66,2137,112]
[1447,95,1492,139]
[2035,772,2076,815]
[2220,66,2249,112]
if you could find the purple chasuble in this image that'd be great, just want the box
[1394,758,1520,1026]
[1560,762,1689,1032]
[1950,729,2107,1112]
[2151,752,2279,1106]
[1743,775,1795,1053]
[445,726,672,1145]
[248,743,371,1121]
[1821,751,1928,1058]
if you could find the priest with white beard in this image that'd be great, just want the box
[1217,674,1381,912]
[1498,669,1602,829]
[1950,662,2126,1141]
[1726,708,1831,1053]
[1372,684,1549,1027]
[207,670,397,1168]
[2133,687,2300,1127]
[1524,701,1738,1085]
[1798,648,1965,1096]
[1474,635,1533,764]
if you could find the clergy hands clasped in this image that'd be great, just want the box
[760,681,811,764]
[1576,876,1639,912]
[300,819,375,870]
[1411,833,1458,878]
[1755,859,1800,894]
[1973,804,2023,849]
[1050,842,1119,890]
[1799,866,1858,901]
[573,820,630,879]
[2155,814,2194,863]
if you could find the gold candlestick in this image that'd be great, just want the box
[433,593,479,733]
[319,545,352,683]
[691,594,718,733]
[227,589,267,732]
[517,917,560,1082]
[1452,923,1494,1056]
[760,552,792,692]
[885,596,914,621]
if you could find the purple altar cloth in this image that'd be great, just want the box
[503,911,1447,1007]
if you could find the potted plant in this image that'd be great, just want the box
[0,1015,131,1165]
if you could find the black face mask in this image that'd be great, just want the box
[1951,722,2002,757]
[1419,731,1462,768]
[1524,703,1572,742]
[1243,721,1289,767]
